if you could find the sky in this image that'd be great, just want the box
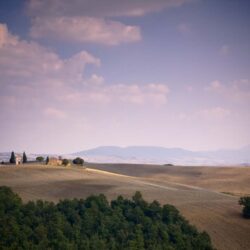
[0,0,250,154]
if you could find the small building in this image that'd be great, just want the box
[47,157,62,166]
[15,154,22,165]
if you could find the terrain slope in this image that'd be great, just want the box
[0,164,250,250]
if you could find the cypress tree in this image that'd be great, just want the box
[45,156,49,165]
[23,152,27,163]
[9,151,16,164]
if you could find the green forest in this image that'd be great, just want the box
[0,186,214,250]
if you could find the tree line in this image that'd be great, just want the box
[0,186,214,250]
[5,151,84,166]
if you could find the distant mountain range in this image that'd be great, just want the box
[72,145,250,165]
[1,145,250,165]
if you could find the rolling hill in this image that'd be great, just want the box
[1,145,249,165]
[73,145,250,165]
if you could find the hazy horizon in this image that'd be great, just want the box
[1,144,250,156]
[1,0,250,154]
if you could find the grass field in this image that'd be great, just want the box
[87,163,250,196]
[0,163,250,250]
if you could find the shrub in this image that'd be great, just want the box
[239,196,250,219]
[36,156,44,162]
[62,159,70,166]
[72,157,84,165]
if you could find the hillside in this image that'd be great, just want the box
[1,164,250,250]
[2,145,250,165]
[73,145,250,165]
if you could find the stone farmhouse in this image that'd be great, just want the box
[15,154,22,165]
[47,157,62,166]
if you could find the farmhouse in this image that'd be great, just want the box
[15,154,22,165]
[47,157,62,166]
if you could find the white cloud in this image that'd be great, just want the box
[176,107,231,122]
[205,79,250,102]
[27,0,193,45]
[199,107,231,120]
[0,23,100,88]
[28,0,193,18]
[0,23,169,112]
[231,79,250,99]
[44,107,67,119]
[59,83,169,106]
[0,23,18,48]
[87,74,105,85]
[108,83,169,105]
[205,80,222,91]
[30,17,141,45]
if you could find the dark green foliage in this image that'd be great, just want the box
[239,196,250,219]
[36,156,44,162]
[45,156,49,164]
[0,187,214,250]
[23,152,27,163]
[9,151,16,164]
[73,157,84,165]
[62,159,70,166]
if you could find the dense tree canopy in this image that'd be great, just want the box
[0,186,214,250]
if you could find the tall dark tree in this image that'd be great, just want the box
[23,152,27,163]
[9,151,16,164]
[45,156,49,165]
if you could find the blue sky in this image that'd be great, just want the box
[0,0,250,153]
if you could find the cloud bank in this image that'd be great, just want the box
[0,23,169,115]
[30,17,141,45]
[27,0,192,45]
[27,0,192,18]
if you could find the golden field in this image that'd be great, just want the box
[0,163,250,250]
